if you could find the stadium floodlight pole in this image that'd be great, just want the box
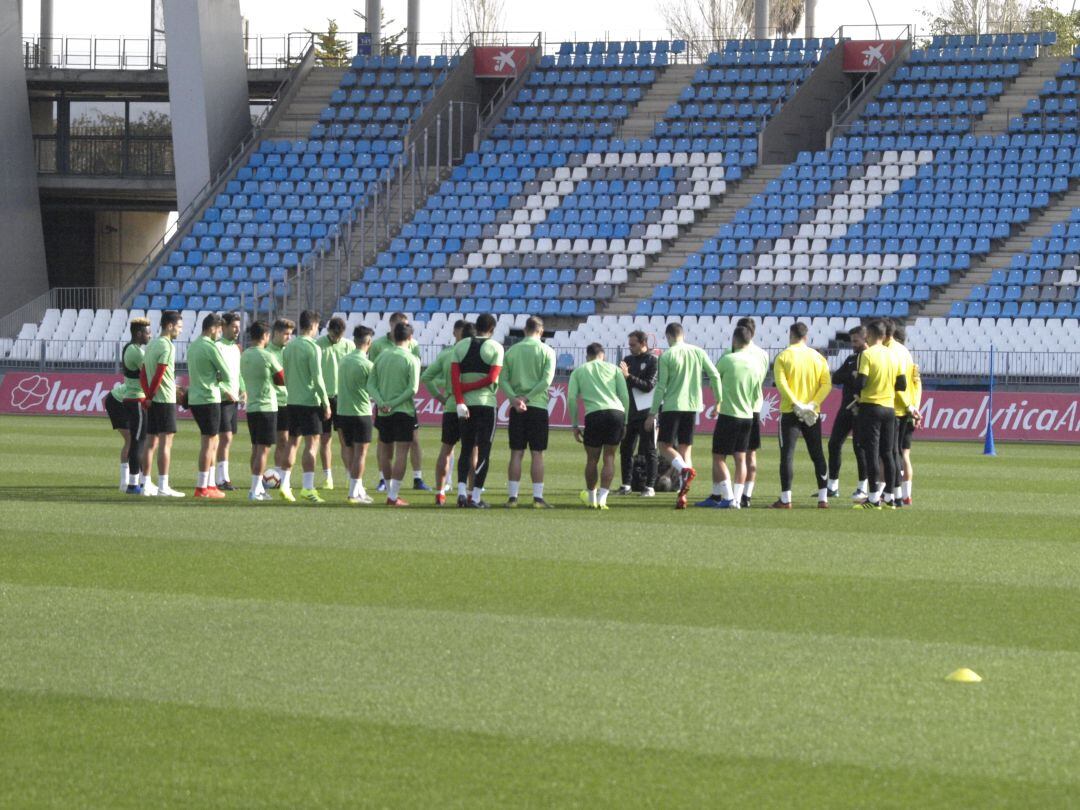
[805,0,816,39]
[39,0,53,65]
[753,0,768,39]
[366,0,381,54]
[407,0,419,57]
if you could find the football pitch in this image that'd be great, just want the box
[1,414,1079,807]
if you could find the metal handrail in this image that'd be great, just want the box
[120,34,319,307]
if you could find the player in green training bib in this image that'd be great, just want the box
[214,312,244,492]
[335,325,376,504]
[281,310,331,504]
[420,319,475,505]
[140,309,185,498]
[370,321,421,506]
[499,315,556,508]
[370,312,428,494]
[187,313,235,499]
[316,316,351,490]
[240,320,285,501]
[104,317,151,494]
[569,343,629,510]
[695,325,768,509]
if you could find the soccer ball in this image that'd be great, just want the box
[262,469,281,490]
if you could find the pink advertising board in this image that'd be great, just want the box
[3,371,1079,443]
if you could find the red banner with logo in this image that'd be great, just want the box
[843,40,900,72]
[3,371,1080,443]
[473,45,536,78]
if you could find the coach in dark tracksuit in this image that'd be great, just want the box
[827,325,868,492]
[618,330,659,493]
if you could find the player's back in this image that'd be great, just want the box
[283,335,321,405]
[773,343,828,410]
[337,351,374,416]
[452,337,504,407]
[503,337,554,405]
[717,350,762,419]
[858,343,899,407]
[569,360,625,414]
[241,346,280,413]
[187,336,224,405]
[657,342,709,411]
[373,346,419,414]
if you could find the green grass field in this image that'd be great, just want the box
[2,414,1079,807]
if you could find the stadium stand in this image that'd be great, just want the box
[7,32,1080,376]
[130,54,456,314]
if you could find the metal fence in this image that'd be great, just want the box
[34,134,174,178]
[0,288,118,340]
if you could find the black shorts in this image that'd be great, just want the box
[508,406,549,452]
[247,411,277,446]
[322,396,338,434]
[105,394,127,430]
[378,411,416,444]
[749,412,762,451]
[712,414,754,456]
[288,404,324,437]
[440,410,461,446]
[583,409,625,448]
[898,415,916,451]
[337,414,373,447]
[190,403,222,436]
[147,401,177,435]
[657,410,696,446]
[276,406,290,434]
[219,401,239,434]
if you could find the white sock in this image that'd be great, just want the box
[893,486,902,501]
[902,480,912,499]
[875,482,887,496]
[670,455,686,473]
[720,480,734,501]
[745,480,755,498]
[120,463,129,487]
[869,490,881,504]
[302,471,315,490]
[598,487,609,506]
[348,477,358,498]
[588,488,597,505]
[828,478,839,491]
[858,478,869,493]
[217,461,229,483]
[883,492,894,503]
[471,486,483,503]
[458,482,467,497]
[818,487,828,501]
[158,474,169,491]
[323,469,333,483]
[141,473,150,487]
[712,482,724,497]
[208,466,216,487]
[388,479,401,500]
[281,470,292,490]
[251,474,262,494]
[533,483,544,499]
[197,471,209,488]
[413,470,423,481]
[780,490,791,504]
[733,482,745,504]
[508,480,521,499]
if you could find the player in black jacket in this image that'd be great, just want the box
[827,325,869,500]
[617,330,659,496]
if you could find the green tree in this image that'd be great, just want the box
[771,0,804,37]
[354,7,408,57]
[1025,0,1080,55]
[310,19,352,67]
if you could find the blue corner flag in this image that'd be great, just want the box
[984,344,997,456]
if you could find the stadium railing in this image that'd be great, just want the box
[0,289,118,341]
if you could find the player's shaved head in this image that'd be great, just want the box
[893,324,907,343]
[298,310,320,333]
[524,316,544,335]
[586,342,605,360]
[665,322,684,340]
[789,322,808,342]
